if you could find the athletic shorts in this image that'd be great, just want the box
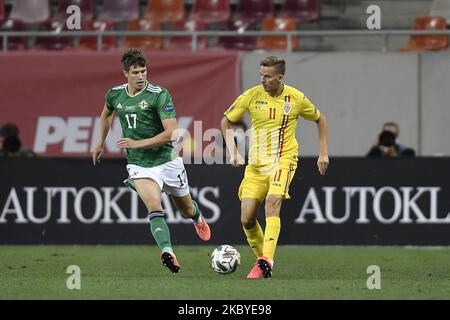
[126,157,190,197]
[238,158,297,202]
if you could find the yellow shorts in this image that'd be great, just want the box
[238,159,297,202]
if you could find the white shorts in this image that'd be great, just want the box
[126,157,190,197]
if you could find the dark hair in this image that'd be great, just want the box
[121,48,147,71]
[260,56,286,75]
[0,123,19,138]
[3,135,21,153]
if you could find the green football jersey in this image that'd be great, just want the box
[105,81,177,167]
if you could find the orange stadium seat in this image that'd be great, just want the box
[54,0,95,21]
[235,0,275,23]
[98,0,140,22]
[78,20,117,50]
[146,0,185,24]
[430,0,450,25]
[34,20,72,50]
[166,19,207,50]
[190,0,230,24]
[280,0,320,23]
[398,16,449,51]
[217,19,258,50]
[123,19,162,50]
[9,0,50,24]
[257,16,299,50]
[0,19,27,50]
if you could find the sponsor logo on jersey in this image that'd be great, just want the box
[163,105,175,113]
[125,106,136,111]
[139,100,148,110]
[255,101,267,105]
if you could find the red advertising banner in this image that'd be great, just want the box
[0,50,240,157]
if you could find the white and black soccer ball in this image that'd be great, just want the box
[211,245,241,274]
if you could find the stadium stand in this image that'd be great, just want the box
[217,18,258,50]
[145,0,185,23]
[430,0,450,25]
[98,0,140,22]
[123,18,162,50]
[234,0,275,23]
[398,16,449,51]
[78,20,117,50]
[257,16,299,50]
[0,19,27,50]
[166,19,207,50]
[280,0,320,23]
[0,0,5,23]
[9,0,50,24]
[54,0,95,21]
[190,0,231,24]
[34,19,72,50]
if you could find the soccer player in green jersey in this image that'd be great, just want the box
[91,49,211,274]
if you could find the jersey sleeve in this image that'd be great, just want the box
[299,94,320,121]
[156,90,177,120]
[105,89,115,111]
[224,91,250,122]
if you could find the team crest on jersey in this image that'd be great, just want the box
[283,102,291,114]
[139,100,148,110]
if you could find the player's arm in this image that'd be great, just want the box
[117,118,177,149]
[91,105,114,166]
[220,116,245,167]
[315,114,329,175]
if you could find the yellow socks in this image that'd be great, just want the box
[263,216,281,261]
[243,222,264,258]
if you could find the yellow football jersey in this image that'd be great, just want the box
[224,84,320,167]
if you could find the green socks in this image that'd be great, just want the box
[148,211,173,254]
[191,200,201,223]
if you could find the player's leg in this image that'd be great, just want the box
[241,198,263,258]
[128,165,179,274]
[162,157,211,241]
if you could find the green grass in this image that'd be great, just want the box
[1,245,449,300]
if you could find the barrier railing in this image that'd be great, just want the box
[1,29,450,52]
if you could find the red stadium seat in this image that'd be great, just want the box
[166,19,207,50]
[235,0,275,23]
[146,0,185,23]
[34,20,72,50]
[0,0,5,23]
[54,0,95,21]
[98,0,140,23]
[190,0,230,24]
[0,19,27,50]
[398,16,449,51]
[123,19,162,50]
[280,0,320,23]
[257,16,299,51]
[9,0,50,24]
[78,20,117,50]
[217,19,257,50]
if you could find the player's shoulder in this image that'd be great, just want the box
[107,82,127,94]
[145,82,168,95]
[284,84,306,100]
[242,85,264,98]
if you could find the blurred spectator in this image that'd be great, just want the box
[0,123,36,158]
[367,122,416,158]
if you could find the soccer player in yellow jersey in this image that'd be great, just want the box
[220,56,329,279]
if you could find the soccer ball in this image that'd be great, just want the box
[211,245,241,274]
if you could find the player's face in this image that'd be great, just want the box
[260,66,283,95]
[125,65,147,91]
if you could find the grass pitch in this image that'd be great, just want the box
[0,245,449,300]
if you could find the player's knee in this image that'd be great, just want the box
[241,216,257,229]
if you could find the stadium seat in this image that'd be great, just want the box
[98,0,140,23]
[0,0,5,23]
[217,19,257,50]
[146,0,185,24]
[190,0,230,24]
[398,16,449,52]
[0,19,27,50]
[78,20,117,50]
[123,19,162,50]
[280,0,320,23]
[54,0,95,21]
[166,19,207,50]
[257,16,299,51]
[34,20,72,50]
[235,0,275,23]
[9,0,50,24]
[430,0,450,25]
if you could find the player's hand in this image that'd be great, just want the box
[317,154,329,175]
[91,145,104,166]
[230,152,245,167]
[116,138,142,149]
